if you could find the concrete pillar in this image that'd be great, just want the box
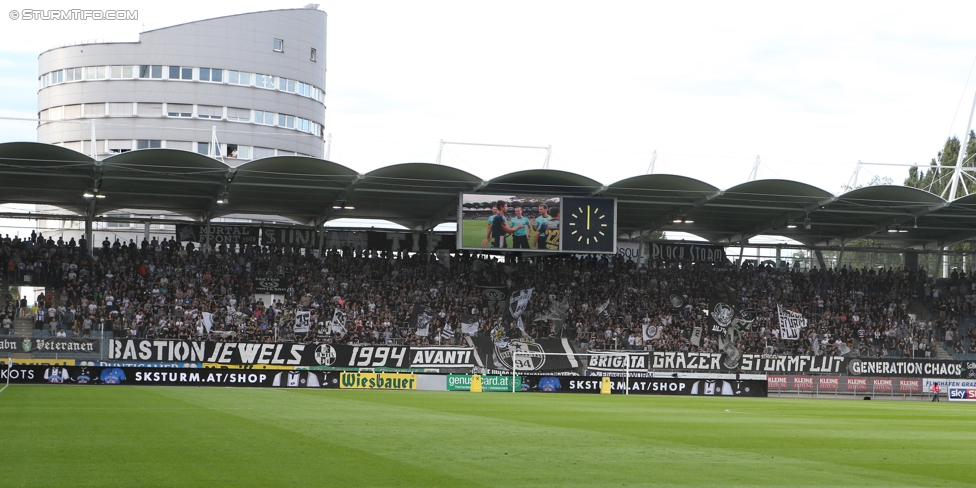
[814,250,827,270]
[84,215,93,254]
[203,221,211,255]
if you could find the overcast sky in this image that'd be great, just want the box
[4,1,976,195]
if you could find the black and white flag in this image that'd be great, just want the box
[460,314,480,336]
[707,281,738,335]
[330,309,347,338]
[294,311,311,333]
[690,326,703,346]
[410,303,435,337]
[777,305,807,340]
[505,288,534,322]
[596,299,611,318]
[441,323,454,340]
[202,312,214,333]
[669,294,685,309]
[643,322,662,341]
[435,249,451,269]
[548,297,570,336]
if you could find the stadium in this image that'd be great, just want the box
[3,6,976,487]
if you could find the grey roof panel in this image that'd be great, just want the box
[0,142,973,248]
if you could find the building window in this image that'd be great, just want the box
[253,110,274,125]
[227,71,251,86]
[45,70,64,85]
[110,66,134,79]
[197,142,210,155]
[66,68,83,82]
[84,103,106,118]
[108,103,133,117]
[86,66,107,80]
[226,144,240,159]
[255,74,275,89]
[137,103,163,117]
[63,104,82,119]
[277,114,294,129]
[199,68,222,82]
[197,105,222,120]
[137,140,161,149]
[166,104,192,118]
[168,66,193,80]
[107,140,132,154]
[277,78,298,93]
[226,107,250,122]
[277,114,295,129]
[311,48,316,62]
[274,38,284,52]
[166,141,192,152]
[139,65,162,79]
[253,146,274,159]
[63,141,83,152]
[47,106,64,121]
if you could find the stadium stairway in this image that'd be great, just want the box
[907,297,934,322]
[12,317,34,337]
[0,281,31,358]
[907,298,953,360]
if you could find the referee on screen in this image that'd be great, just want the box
[510,206,530,249]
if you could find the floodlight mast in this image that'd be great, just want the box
[747,156,760,182]
[435,140,552,168]
[90,120,96,159]
[948,87,976,201]
[209,126,224,164]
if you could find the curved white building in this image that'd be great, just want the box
[37,7,327,162]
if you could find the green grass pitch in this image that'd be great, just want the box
[461,218,499,249]
[1,386,974,487]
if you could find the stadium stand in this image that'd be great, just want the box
[1,231,964,360]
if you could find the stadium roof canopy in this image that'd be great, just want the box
[1,142,973,250]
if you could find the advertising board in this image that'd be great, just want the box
[339,372,416,390]
[948,387,976,401]
[532,377,767,396]
[1,365,339,388]
[446,374,521,392]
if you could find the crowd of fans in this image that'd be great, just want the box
[2,231,973,360]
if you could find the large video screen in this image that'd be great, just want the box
[458,194,561,251]
[458,194,617,253]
